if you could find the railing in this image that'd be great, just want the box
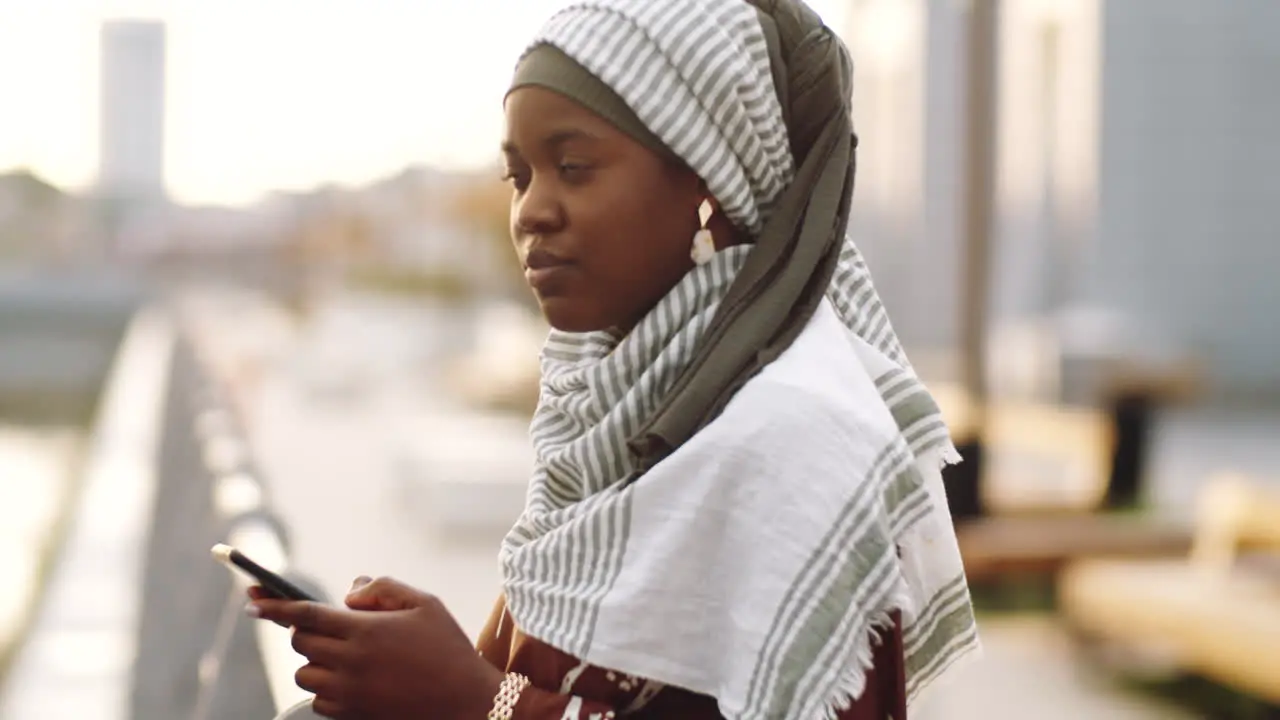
[0,306,322,720]
[184,326,328,719]
[0,308,174,719]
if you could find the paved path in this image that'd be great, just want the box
[248,372,509,639]
[915,616,1193,720]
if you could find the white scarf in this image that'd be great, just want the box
[499,2,980,717]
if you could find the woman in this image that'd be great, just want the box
[250,1,980,718]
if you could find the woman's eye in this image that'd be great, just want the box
[558,162,592,183]
[501,168,530,192]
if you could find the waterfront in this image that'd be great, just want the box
[0,425,82,669]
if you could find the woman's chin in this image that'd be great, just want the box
[537,297,610,334]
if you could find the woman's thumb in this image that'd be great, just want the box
[344,576,418,610]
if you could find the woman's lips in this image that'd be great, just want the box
[523,249,575,294]
[525,264,574,293]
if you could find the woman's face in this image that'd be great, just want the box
[502,86,703,333]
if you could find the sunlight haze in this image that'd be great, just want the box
[0,0,845,206]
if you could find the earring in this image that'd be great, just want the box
[690,199,716,266]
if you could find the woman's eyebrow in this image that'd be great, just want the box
[502,128,604,157]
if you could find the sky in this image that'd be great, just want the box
[0,0,845,207]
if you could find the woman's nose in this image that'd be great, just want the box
[514,175,564,235]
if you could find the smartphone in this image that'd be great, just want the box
[211,543,318,602]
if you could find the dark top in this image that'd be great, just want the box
[476,596,906,719]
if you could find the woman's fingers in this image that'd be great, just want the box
[309,695,347,719]
[291,630,351,668]
[244,589,291,629]
[296,665,353,719]
[250,599,355,639]
[294,663,341,696]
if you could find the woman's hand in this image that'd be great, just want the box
[248,577,504,720]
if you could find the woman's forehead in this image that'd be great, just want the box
[503,87,624,149]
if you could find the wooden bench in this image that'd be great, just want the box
[1058,473,1280,705]
[979,400,1114,514]
[957,513,1190,581]
[930,386,1115,515]
[930,390,1194,582]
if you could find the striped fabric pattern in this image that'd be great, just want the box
[534,0,792,233]
[499,1,979,717]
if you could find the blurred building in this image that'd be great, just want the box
[98,20,169,257]
[843,0,1280,401]
[99,20,166,200]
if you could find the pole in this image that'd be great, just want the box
[960,0,999,407]
[944,0,1000,521]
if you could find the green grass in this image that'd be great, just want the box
[1120,673,1280,719]
[969,574,1061,613]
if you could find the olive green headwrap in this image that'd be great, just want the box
[508,43,674,163]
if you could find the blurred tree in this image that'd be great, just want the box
[0,169,76,263]
[338,208,377,263]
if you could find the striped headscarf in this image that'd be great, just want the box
[500,1,980,717]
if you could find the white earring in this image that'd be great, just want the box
[690,199,716,266]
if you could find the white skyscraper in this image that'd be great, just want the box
[98,20,167,201]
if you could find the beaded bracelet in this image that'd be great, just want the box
[488,672,532,720]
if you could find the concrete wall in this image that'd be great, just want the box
[859,0,1280,397]
[991,0,1280,395]
[1091,0,1280,394]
